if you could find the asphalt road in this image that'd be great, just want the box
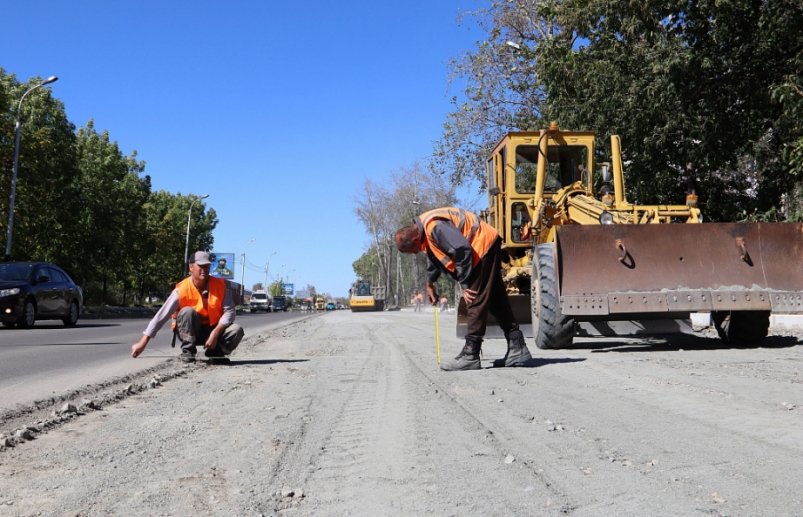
[0,310,313,412]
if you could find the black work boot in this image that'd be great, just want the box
[179,346,197,363]
[440,337,482,371]
[493,328,532,367]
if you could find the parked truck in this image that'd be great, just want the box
[459,122,803,348]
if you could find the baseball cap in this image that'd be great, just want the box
[189,251,212,265]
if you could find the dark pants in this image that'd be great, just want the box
[464,238,518,340]
[175,307,244,355]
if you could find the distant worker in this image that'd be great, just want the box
[394,207,532,371]
[439,295,449,313]
[212,257,233,278]
[131,251,244,363]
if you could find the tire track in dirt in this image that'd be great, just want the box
[257,314,442,514]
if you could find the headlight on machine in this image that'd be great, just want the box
[598,211,614,225]
[0,287,21,297]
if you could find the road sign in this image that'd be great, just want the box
[283,283,294,295]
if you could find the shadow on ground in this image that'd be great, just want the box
[582,334,801,353]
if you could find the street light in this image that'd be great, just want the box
[240,238,255,296]
[184,194,209,270]
[4,75,58,261]
[264,251,277,290]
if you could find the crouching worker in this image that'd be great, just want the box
[131,251,244,363]
[394,207,532,371]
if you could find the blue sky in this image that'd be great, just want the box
[3,1,488,297]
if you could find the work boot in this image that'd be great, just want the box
[179,344,197,363]
[440,337,482,371]
[493,328,532,367]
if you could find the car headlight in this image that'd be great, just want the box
[0,287,21,297]
[598,211,614,225]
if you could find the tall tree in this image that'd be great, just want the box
[72,121,150,302]
[353,163,458,306]
[0,70,78,262]
[139,191,217,300]
[434,0,803,221]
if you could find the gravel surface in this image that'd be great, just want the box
[0,310,801,516]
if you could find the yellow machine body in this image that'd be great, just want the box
[457,124,803,348]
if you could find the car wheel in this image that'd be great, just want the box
[19,299,36,329]
[63,300,80,326]
[2,322,15,328]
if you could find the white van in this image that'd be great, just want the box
[249,291,271,312]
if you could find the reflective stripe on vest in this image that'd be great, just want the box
[175,276,226,327]
[418,207,497,272]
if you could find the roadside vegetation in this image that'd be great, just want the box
[0,70,216,305]
[353,0,802,307]
[2,2,800,308]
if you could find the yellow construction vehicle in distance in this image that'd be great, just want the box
[349,279,386,312]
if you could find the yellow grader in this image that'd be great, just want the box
[458,122,803,348]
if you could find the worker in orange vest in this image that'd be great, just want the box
[395,207,532,371]
[131,251,244,363]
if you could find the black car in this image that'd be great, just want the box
[0,262,83,328]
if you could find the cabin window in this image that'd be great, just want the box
[514,145,538,193]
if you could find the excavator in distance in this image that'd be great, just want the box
[457,122,803,348]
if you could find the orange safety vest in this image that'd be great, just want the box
[174,276,226,327]
[418,207,498,273]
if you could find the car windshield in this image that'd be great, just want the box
[252,293,267,300]
[0,263,33,281]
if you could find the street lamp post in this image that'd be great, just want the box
[239,238,255,297]
[4,75,58,261]
[184,194,209,271]
[264,251,277,291]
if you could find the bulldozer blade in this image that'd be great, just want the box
[555,222,803,318]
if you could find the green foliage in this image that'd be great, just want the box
[435,0,803,222]
[268,279,284,297]
[0,70,78,262]
[139,191,217,301]
[0,68,217,304]
[70,121,150,300]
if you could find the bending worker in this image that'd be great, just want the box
[394,207,532,371]
[131,251,244,363]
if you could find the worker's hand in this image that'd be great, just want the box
[426,282,438,305]
[462,288,477,304]
[205,327,223,349]
[131,336,149,358]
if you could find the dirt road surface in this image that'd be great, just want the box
[1,309,801,516]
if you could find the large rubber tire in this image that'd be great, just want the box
[19,299,37,329]
[532,243,575,349]
[711,310,770,345]
[63,300,80,327]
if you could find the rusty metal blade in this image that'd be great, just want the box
[555,222,803,316]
